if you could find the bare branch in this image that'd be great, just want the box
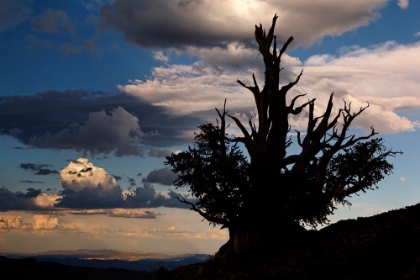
[281,70,303,94]
[279,36,294,57]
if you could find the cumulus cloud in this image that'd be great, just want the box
[56,158,125,208]
[32,214,60,230]
[142,168,177,186]
[398,0,409,9]
[0,0,33,33]
[415,31,420,38]
[0,215,61,231]
[0,216,26,230]
[99,0,386,49]
[56,158,193,210]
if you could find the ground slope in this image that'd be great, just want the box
[167,203,420,280]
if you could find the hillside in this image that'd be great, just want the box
[0,256,146,279]
[166,203,420,280]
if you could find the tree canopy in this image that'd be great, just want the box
[165,15,401,255]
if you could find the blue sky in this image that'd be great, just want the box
[1,0,420,255]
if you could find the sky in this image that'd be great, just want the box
[0,0,420,255]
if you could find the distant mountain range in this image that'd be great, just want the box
[1,249,210,272]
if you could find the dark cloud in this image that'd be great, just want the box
[142,168,177,186]
[98,0,253,49]
[19,188,42,198]
[35,169,58,175]
[112,174,122,181]
[20,163,46,171]
[148,147,175,158]
[55,185,125,209]
[98,0,383,50]
[56,182,192,209]
[125,183,192,209]
[19,181,44,184]
[19,163,58,175]
[127,177,136,187]
[0,90,200,155]
[0,187,55,211]
[136,172,142,176]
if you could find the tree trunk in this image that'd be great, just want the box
[216,218,307,258]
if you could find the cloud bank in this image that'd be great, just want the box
[0,90,199,155]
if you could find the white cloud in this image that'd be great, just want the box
[34,193,61,208]
[399,177,406,181]
[60,158,119,192]
[119,40,420,135]
[153,51,169,63]
[415,31,420,38]
[398,0,409,9]
[0,215,60,231]
[0,216,25,230]
[300,41,420,133]
[57,158,125,208]
[32,215,60,230]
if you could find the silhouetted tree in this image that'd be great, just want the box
[165,15,401,256]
